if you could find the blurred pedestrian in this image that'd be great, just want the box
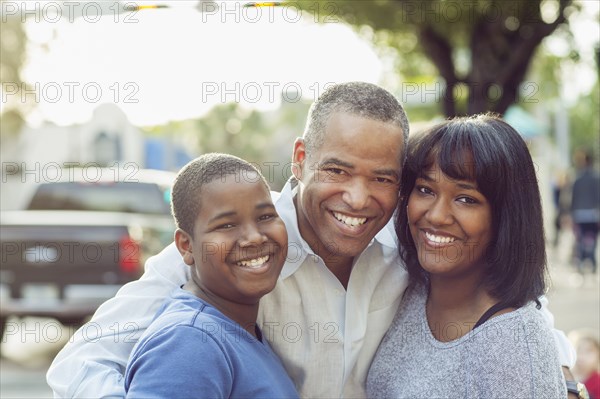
[569,329,600,399]
[552,170,570,248]
[570,150,600,274]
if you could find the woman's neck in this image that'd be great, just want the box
[426,272,497,342]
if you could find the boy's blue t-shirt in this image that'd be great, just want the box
[124,288,299,398]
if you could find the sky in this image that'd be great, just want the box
[19,1,382,126]
[9,0,600,127]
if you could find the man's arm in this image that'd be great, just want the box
[538,295,576,369]
[538,294,581,398]
[46,242,189,398]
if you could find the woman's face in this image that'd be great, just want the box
[407,161,493,278]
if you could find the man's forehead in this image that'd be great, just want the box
[325,112,403,138]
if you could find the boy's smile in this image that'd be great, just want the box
[178,172,288,305]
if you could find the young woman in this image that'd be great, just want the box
[367,115,566,398]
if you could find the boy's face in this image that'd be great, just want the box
[176,172,288,305]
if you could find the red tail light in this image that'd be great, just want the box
[119,236,141,273]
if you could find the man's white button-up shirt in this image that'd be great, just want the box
[258,182,408,398]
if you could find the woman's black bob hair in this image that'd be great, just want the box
[396,114,546,308]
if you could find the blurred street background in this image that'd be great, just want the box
[1,0,599,397]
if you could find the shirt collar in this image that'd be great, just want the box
[273,179,398,280]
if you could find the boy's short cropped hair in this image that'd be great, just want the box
[171,153,268,237]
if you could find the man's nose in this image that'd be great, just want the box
[342,178,370,211]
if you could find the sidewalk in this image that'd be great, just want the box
[545,230,600,336]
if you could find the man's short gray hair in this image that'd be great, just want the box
[303,82,409,161]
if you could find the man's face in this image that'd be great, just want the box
[292,112,404,263]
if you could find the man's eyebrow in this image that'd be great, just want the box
[320,158,354,169]
[320,158,399,179]
[373,168,400,179]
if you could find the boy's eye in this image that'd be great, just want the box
[216,223,235,230]
[258,213,276,222]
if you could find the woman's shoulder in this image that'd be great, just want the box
[470,302,554,348]
[465,302,563,375]
[465,303,566,397]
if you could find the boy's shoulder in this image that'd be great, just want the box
[140,290,225,343]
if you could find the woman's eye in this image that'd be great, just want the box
[457,196,477,204]
[416,185,432,195]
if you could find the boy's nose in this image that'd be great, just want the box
[238,224,267,247]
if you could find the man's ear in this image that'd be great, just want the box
[175,228,195,266]
[292,137,306,180]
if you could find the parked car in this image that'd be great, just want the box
[0,168,176,336]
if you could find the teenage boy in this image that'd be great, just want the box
[124,153,297,398]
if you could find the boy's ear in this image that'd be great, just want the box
[175,228,195,266]
[292,137,306,180]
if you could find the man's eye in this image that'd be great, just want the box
[375,177,394,184]
[325,168,345,175]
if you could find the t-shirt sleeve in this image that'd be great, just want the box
[125,325,233,398]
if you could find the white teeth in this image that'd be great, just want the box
[237,255,270,268]
[333,212,367,227]
[425,231,456,244]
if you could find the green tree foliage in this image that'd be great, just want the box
[143,99,310,190]
[569,76,599,159]
[0,0,28,140]
[300,0,575,116]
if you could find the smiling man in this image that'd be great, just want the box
[47,82,573,398]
